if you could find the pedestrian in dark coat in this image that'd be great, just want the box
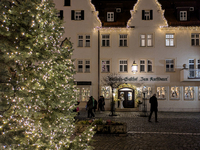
[98,96,103,112]
[93,98,97,112]
[148,94,158,122]
[87,96,95,118]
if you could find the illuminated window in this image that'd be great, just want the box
[119,34,128,47]
[147,34,153,47]
[140,35,146,47]
[184,86,194,100]
[157,87,166,99]
[140,34,153,47]
[119,60,128,72]
[75,87,90,101]
[166,34,175,46]
[170,86,180,100]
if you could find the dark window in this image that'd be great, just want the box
[71,10,84,20]
[142,10,153,20]
[58,10,63,20]
[64,0,70,6]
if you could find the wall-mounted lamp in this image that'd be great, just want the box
[131,60,138,74]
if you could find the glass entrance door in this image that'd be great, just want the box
[118,89,134,108]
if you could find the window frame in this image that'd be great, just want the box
[119,34,128,47]
[85,60,90,73]
[102,34,110,47]
[119,60,128,72]
[140,60,145,72]
[191,33,200,46]
[140,34,153,47]
[107,12,114,22]
[165,34,175,47]
[180,11,187,21]
[147,60,153,72]
[77,60,83,73]
[142,10,153,20]
[101,60,110,73]
[166,59,175,72]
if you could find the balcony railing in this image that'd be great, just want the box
[180,69,200,81]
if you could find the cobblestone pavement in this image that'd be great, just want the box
[76,111,200,150]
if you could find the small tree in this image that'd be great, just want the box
[101,73,123,116]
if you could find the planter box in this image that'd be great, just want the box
[75,123,127,134]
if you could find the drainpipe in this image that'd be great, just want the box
[98,29,100,99]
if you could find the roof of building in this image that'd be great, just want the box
[91,0,200,27]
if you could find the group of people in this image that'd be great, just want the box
[86,96,105,118]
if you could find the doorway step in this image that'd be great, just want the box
[115,108,139,112]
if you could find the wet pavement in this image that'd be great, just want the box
[76,110,200,150]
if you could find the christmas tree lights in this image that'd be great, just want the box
[0,0,94,149]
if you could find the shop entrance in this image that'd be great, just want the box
[118,88,135,108]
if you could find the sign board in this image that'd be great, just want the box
[121,75,170,83]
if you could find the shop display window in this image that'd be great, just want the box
[76,87,90,101]
[199,87,200,100]
[157,87,166,99]
[170,86,180,100]
[184,86,194,100]
[101,86,110,99]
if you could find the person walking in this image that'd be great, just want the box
[87,96,95,118]
[148,94,158,122]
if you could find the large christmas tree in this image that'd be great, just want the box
[0,0,94,149]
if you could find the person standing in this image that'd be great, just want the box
[148,94,158,122]
[102,96,105,111]
[98,96,103,112]
[93,98,97,112]
[87,96,95,118]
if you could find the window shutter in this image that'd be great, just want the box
[142,10,145,20]
[60,10,63,20]
[71,10,75,20]
[150,10,153,20]
[177,10,180,21]
[81,10,84,20]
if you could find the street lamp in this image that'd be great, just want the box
[131,61,138,74]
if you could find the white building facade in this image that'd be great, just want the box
[54,0,200,112]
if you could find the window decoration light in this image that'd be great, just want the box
[131,60,138,74]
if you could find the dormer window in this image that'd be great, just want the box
[107,12,114,22]
[180,11,187,21]
[142,10,153,20]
